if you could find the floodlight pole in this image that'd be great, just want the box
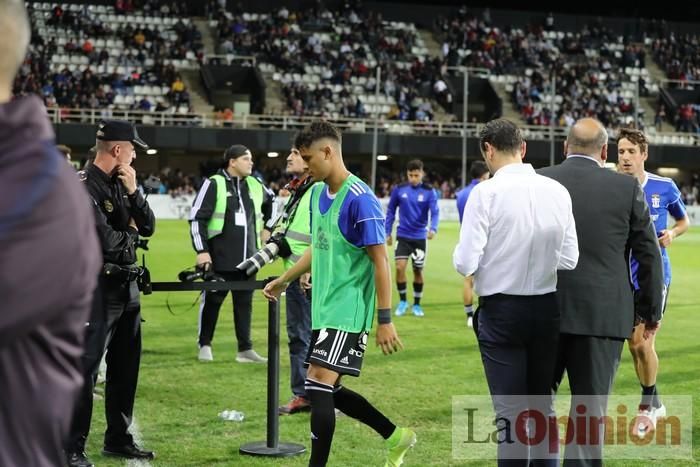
[445,66,470,188]
[634,77,640,129]
[461,70,469,187]
[371,66,381,192]
[550,72,556,166]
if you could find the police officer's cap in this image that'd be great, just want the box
[96,120,149,150]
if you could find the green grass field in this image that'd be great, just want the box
[85,221,700,466]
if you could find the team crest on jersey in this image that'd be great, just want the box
[316,229,329,250]
[651,194,660,208]
[417,194,424,202]
[401,193,408,198]
[103,200,114,212]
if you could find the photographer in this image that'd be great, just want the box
[189,145,275,363]
[276,147,316,415]
[66,120,156,467]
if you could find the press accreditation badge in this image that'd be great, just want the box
[235,211,246,226]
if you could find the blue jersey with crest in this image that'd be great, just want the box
[630,172,686,288]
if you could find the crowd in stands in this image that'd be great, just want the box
[650,33,700,133]
[208,0,447,121]
[673,103,700,133]
[132,164,461,200]
[435,7,648,131]
[651,33,700,85]
[12,0,700,140]
[681,172,700,205]
[129,159,700,206]
[12,1,204,117]
[138,167,200,196]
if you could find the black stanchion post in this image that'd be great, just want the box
[239,280,306,457]
[267,297,279,448]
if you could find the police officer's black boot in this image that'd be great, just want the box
[66,450,94,467]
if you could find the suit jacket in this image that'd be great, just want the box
[538,156,664,339]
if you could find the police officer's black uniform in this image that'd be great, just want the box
[66,121,156,466]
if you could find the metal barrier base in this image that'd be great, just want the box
[239,441,306,457]
[151,279,307,459]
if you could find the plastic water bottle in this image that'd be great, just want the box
[218,410,245,421]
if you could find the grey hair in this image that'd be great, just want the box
[566,122,608,155]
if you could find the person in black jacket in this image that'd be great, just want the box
[66,120,156,467]
[539,118,663,466]
[189,144,275,363]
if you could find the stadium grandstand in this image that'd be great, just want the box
[11,0,700,201]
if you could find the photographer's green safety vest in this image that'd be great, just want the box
[207,174,264,247]
[282,184,316,271]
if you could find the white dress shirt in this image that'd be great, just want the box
[453,163,579,296]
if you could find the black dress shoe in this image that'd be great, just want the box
[66,451,94,467]
[102,443,155,459]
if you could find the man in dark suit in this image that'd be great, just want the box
[539,118,664,466]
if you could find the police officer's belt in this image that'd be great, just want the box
[103,263,143,282]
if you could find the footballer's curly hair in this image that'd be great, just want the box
[616,128,649,155]
[294,121,342,150]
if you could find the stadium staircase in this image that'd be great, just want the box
[643,47,675,132]
[261,78,288,114]
[490,80,528,124]
[418,30,456,122]
[182,18,216,114]
[181,69,214,114]
[193,18,217,56]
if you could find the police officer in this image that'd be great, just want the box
[66,120,156,467]
[189,144,275,362]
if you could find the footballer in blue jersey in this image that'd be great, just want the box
[385,159,440,317]
[454,161,490,327]
[617,128,690,435]
[263,122,414,467]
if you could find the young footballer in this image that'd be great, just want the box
[264,121,416,467]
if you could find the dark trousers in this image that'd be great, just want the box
[285,279,311,398]
[67,278,142,451]
[476,293,560,467]
[198,270,254,351]
[553,333,624,467]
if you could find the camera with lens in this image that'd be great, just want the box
[135,238,149,251]
[178,263,224,283]
[236,231,292,277]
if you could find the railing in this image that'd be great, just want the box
[202,54,257,66]
[44,108,700,145]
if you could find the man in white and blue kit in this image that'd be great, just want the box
[385,159,439,317]
[617,128,690,436]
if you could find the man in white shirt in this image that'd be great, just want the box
[453,118,579,466]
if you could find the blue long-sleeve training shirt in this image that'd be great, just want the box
[385,182,439,240]
[455,179,480,224]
